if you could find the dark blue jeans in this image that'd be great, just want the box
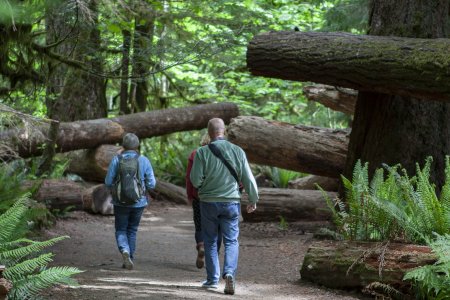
[193,199,222,250]
[200,201,240,284]
[114,205,145,260]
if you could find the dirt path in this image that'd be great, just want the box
[42,200,365,299]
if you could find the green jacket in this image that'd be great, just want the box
[190,139,259,204]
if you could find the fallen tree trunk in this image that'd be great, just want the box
[149,180,188,205]
[241,188,334,222]
[1,102,238,159]
[65,145,121,182]
[300,240,436,293]
[248,31,450,102]
[303,85,356,115]
[25,179,187,214]
[228,116,348,178]
[23,179,96,211]
[288,175,339,191]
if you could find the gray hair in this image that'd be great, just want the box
[122,133,140,150]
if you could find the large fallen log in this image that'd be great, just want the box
[25,179,187,214]
[303,85,356,115]
[300,240,436,293]
[1,102,238,159]
[241,188,334,222]
[248,31,450,102]
[228,116,348,178]
[23,179,97,211]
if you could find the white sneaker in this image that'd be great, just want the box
[122,251,133,270]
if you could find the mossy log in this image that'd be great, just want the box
[303,85,356,115]
[228,116,348,178]
[300,240,436,292]
[241,188,334,222]
[248,31,450,102]
[0,102,238,159]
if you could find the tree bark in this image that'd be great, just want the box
[300,240,436,293]
[241,188,333,222]
[247,30,450,102]
[1,102,238,158]
[49,0,107,122]
[65,145,121,182]
[149,181,188,205]
[288,175,339,191]
[227,116,348,178]
[119,29,132,115]
[129,3,155,112]
[344,1,450,189]
[303,85,356,115]
[23,179,97,211]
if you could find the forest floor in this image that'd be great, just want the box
[41,200,367,300]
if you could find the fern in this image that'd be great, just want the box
[0,193,82,299]
[330,158,450,244]
[8,266,82,300]
[404,234,450,299]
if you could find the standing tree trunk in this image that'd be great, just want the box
[119,29,132,115]
[129,2,155,112]
[49,0,107,122]
[344,1,450,188]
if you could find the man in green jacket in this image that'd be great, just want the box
[190,118,259,295]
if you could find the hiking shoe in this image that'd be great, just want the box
[196,245,205,269]
[122,251,133,270]
[224,274,235,295]
[201,280,218,289]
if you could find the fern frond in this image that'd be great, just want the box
[3,253,54,280]
[0,197,29,244]
[8,266,82,299]
[0,236,68,261]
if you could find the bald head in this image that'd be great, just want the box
[207,118,225,139]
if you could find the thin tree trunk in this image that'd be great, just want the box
[129,3,155,112]
[119,29,132,115]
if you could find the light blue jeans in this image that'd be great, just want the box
[114,205,145,260]
[200,201,240,284]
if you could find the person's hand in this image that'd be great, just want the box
[246,203,256,213]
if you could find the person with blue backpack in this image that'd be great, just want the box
[105,133,156,270]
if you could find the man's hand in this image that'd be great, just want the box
[246,203,257,213]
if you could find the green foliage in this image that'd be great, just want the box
[0,197,82,300]
[279,216,288,230]
[404,233,450,300]
[326,157,450,244]
[270,167,304,188]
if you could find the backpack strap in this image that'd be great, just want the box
[208,143,243,193]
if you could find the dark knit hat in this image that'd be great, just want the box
[122,133,140,150]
